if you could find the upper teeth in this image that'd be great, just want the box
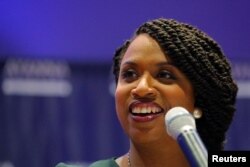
[132,107,161,114]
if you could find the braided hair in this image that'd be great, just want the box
[112,18,238,151]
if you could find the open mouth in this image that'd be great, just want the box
[131,107,163,115]
[129,104,164,122]
[129,102,164,117]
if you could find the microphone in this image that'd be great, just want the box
[165,107,208,167]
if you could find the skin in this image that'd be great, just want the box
[115,34,195,167]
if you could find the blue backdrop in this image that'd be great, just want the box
[0,1,250,167]
[0,0,250,61]
[0,58,250,167]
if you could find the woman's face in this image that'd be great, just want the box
[115,34,195,144]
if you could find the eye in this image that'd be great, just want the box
[157,70,175,80]
[121,69,138,82]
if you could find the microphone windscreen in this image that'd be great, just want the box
[165,107,196,139]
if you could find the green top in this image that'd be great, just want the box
[89,158,119,167]
[56,158,119,167]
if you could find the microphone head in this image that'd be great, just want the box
[165,107,196,140]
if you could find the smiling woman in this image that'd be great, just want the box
[115,34,195,152]
[56,18,238,167]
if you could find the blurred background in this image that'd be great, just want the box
[0,0,250,166]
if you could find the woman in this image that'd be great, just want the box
[58,18,238,167]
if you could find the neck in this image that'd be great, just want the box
[128,139,190,167]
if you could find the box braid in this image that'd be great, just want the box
[112,18,238,151]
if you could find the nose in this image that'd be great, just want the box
[131,73,156,99]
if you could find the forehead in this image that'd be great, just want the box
[128,34,161,53]
[121,34,170,63]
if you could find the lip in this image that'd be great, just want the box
[129,101,164,122]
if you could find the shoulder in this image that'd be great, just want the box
[89,158,119,167]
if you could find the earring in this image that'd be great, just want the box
[193,108,203,119]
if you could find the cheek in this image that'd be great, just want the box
[162,85,195,110]
[115,85,128,118]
